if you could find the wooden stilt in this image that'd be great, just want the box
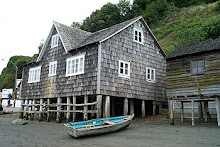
[19,99,24,118]
[159,103,162,115]
[103,97,106,118]
[47,98,50,122]
[130,99,134,115]
[180,102,184,122]
[39,98,43,121]
[23,99,28,118]
[191,99,195,126]
[25,100,29,120]
[56,97,61,123]
[124,98,128,116]
[153,101,156,116]
[215,98,220,126]
[141,100,145,118]
[203,101,208,122]
[206,101,212,120]
[198,102,203,119]
[96,95,102,118]
[169,99,174,125]
[72,96,76,122]
[30,99,35,121]
[84,95,88,120]
[105,96,110,118]
[66,96,71,122]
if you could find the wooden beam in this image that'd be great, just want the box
[30,99,35,121]
[203,101,208,122]
[180,102,184,122]
[66,96,71,122]
[130,99,134,115]
[153,101,156,116]
[169,99,174,125]
[105,96,110,118]
[84,95,88,120]
[198,102,203,119]
[142,100,145,118]
[191,99,195,126]
[96,95,102,118]
[19,99,24,118]
[72,96,76,122]
[56,97,61,123]
[124,98,128,116]
[47,98,50,122]
[39,98,43,121]
[215,98,220,126]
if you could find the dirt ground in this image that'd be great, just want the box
[0,112,220,147]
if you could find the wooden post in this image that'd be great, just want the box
[203,101,208,122]
[130,99,134,115]
[215,98,220,126]
[159,103,162,115]
[23,99,28,118]
[84,95,88,120]
[169,99,174,125]
[47,98,50,122]
[153,101,156,116]
[66,96,71,122]
[191,99,195,126]
[142,100,145,118]
[56,97,61,123]
[180,102,184,122]
[105,96,110,118]
[72,96,76,122]
[124,98,128,116]
[96,95,102,118]
[19,99,24,118]
[25,99,29,120]
[30,99,35,121]
[198,101,203,119]
[39,98,43,121]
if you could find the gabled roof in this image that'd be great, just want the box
[37,16,165,62]
[167,38,220,59]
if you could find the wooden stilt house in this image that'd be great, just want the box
[20,16,166,122]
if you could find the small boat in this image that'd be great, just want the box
[63,114,134,138]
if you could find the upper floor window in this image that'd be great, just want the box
[191,59,204,75]
[51,34,59,48]
[49,61,57,77]
[28,66,41,83]
[146,67,155,83]
[118,60,130,78]
[66,54,85,77]
[133,25,144,44]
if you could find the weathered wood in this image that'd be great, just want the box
[198,102,203,119]
[47,98,50,122]
[153,101,156,116]
[203,101,208,122]
[48,110,98,113]
[56,97,61,123]
[72,96,76,122]
[97,95,102,118]
[57,102,97,107]
[180,102,184,122]
[159,104,162,115]
[124,98,128,116]
[141,100,145,118]
[26,100,30,120]
[169,100,174,125]
[19,99,24,118]
[215,98,220,126]
[30,99,35,121]
[130,99,134,115]
[84,95,88,120]
[66,96,71,122]
[191,99,195,126]
[23,99,28,119]
[39,98,43,121]
[105,96,110,118]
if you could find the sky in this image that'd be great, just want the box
[0,0,124,74]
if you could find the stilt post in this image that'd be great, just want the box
[153,101,156,116]
[215,98,220,126]
[203,101,208,122]
[124,98,128,116]
[56,97,61,123]
[105,96,110,118]
[130,99,134,115]
[191,99,195,126]
[39,98,43,121]
[96,95,102,118]
[169,99,174,125]
[72,96,76,122]
[19,99,24,118]
[198,101,203,119]
[141,100,145,118]
[84,95,88,120]
[66,96,71,122]
[180,102,184,122]
[47,98,50,122]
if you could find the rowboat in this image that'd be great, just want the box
[63,114,134,138]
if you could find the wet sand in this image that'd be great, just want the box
[0,113,220,147]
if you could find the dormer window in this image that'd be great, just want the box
[51,34,59,48]
[133,25,144,44]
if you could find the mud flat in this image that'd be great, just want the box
[0,113,220,147]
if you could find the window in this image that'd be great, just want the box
[49,61,57,76]
[146,67,155,83]
[118,60,130,78]
[133,25,144,44]
[66,54,85,76]
[51,34,59,48]
[28,66,41,83]
[191,59,204,74]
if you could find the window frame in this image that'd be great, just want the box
[146,67,156,83]
[191,59,205,75]
[48,61,57,77]
[118,59,130,78]
[28,66,41,83]
[133,26,144,44]
[51,34,59,48]
[65,54,85,77]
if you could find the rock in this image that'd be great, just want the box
[11,119,28,125]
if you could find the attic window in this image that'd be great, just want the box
[51,34,59,48]
[133,25,144,44]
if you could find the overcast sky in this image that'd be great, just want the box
[0,0,124,74]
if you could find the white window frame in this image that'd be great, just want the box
[28,66,41,83]
[191,59,205,75]
[66,54,85,77]
[51,34,59,48]
[118,60,130,78]
[146,67,156,83]
[133,27,144,44]
[48,61,57,77]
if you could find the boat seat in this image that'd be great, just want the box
[103,121,116,125]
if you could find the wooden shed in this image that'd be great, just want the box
[20,16,166,122]
[166,38,220,126]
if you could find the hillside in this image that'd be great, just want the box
[153,1,220,54]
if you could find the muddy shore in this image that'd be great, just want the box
[0,113,220,147]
